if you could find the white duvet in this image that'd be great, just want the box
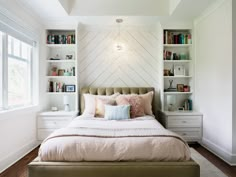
[39,115,191,162]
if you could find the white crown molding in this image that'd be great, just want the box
[194,0,227,25]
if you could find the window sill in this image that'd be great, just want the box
[0,105,39,118]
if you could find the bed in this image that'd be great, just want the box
[28,87,200,177]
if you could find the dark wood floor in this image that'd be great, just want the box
[0,147,39,177]
[0,144,236,177]
[191,144,236,177]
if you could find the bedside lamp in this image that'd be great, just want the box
[63,95,70,112]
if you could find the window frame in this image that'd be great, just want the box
[0,32,3,110]
[0,32,34,111]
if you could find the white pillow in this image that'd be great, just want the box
[83,93,120,116]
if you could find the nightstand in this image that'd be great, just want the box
[162,111,202,142]
[37,111,78,141]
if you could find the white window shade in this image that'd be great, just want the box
[0,20,35,46]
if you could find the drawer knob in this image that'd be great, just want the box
[182,133,186,136]
[182,121,187,123]
[54,122,57,124]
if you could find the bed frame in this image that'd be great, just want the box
[28,87,200,177]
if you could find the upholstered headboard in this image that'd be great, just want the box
[79,87,155,115]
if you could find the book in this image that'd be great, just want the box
[165,30,168,44]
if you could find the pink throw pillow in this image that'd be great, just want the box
[95,98,116,117]
[139,91,154,115]
[116,95,145,118]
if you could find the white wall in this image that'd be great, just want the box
[232,0,236,159]
[194,0,234,163]
[0,0,44,172]
[78,24,163,109]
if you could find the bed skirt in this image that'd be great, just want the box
[28,157,200,177]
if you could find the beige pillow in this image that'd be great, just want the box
[95,97,116,117]
[83,93,120,116]
[139,91,154,115]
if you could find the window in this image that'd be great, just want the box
[0,32,3,110]
[0,32,34,110]
[8,36,32,107]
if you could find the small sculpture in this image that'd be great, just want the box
[168,80,174,89]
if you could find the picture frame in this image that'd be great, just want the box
[177,84,184,92]
[65,85,75,92]
[174,65,185,76]
[65,54,73,60]
[58,69,65,76]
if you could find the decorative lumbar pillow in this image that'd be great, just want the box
[95,97,116,117]
[116,94,145,118]
[104,105,130,120]
[83,93,120,116]
[139,91,154,115]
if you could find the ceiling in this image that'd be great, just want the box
[59,0,181,16]
[13,0,218,25]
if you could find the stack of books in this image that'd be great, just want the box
[164,30,191,44]
[48,81,65,92]
[47,34,76,44]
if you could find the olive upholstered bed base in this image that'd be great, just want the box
[28,87,200,177]
[28,158,200,177]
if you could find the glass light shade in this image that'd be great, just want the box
[63,95,69,105]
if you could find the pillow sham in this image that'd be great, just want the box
[104,105,130,120]
[116,94,145,118]
[139,91,154,115]
[83,93,120,116]
[95,97,116,117]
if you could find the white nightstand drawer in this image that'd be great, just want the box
[38,117,72,129]
[167,116,201,128]
[170,128,201,140]
[37,111,78,141]
[38,129,55,141]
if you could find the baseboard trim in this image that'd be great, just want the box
[201,138,236,166]
[0,140,40,173]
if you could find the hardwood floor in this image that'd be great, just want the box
[0,147,39,177]
[190,144,236,177]
[0,144,235,177]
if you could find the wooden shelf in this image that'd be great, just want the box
[164,60,191,63]
[45,28,78,113]
[164,76,192,79]
[46,44,76,48]
[46,92,76,95]
[46,60,76,63]
[164,44,192,47]
[46,76,76,79]
[164,92,193,95]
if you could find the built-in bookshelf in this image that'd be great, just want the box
[162,29,193,112]
[45,29,78,112]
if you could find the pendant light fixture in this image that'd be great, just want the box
[116,18,123,51]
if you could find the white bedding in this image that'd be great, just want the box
[39,115,191,162]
